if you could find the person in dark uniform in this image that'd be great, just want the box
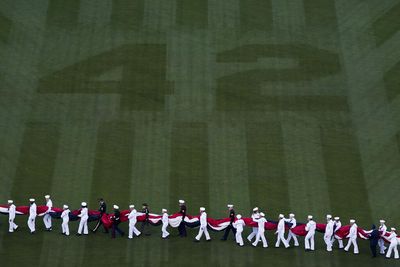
[140,203,151,236]
[111,205,124,238]
[369,224,380,258]
[221,204,236,241]
[178,199,187,237]
[92,198,108,233]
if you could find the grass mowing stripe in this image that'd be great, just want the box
[245,121,290,217]
[383,60,400,103]
[3,122,59,266]
[45,0,80,30]
[111,0,144,30]
[89,121,135,206]
[371,2,400,46]
[168,122,210,265]
[320,123,372,223]
[0,12,12,43]
[303,0,338,32]
[239,0,272,32]
[176,0,208,29]
[282,117,331,217]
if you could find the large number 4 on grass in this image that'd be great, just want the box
[38,44,173,111]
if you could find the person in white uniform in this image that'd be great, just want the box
[275,214,289,248]
[233,214,245,246]
[27,198,37,234]
[127,205,140,238]
[43,195,53,231]
[247,207,260,242]
[61,204,70,236]
[344,219,359,254]
[324,214,334,252]
[305,215,316,251]
[195,207,211,242]
[8,200,18,233]
[332,216,344,249]
[252,212,268,248]
[77,202,89,235]
[285,213,299,246]
[385,227,399,259]
[379,219,387,255]
[161,208,169,239]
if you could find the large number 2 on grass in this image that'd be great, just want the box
[216,44,344,111]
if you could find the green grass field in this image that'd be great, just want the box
[1,0,400,266]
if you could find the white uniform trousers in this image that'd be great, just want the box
[235,228,244,246]
[252,231,268,247]
[324,234,333,251]
[161,223,169,238]
[128,222,141,238]
[27,216,36,233]
[344,238,359,254]
[247,227,258,241]
[43,214,52,229]
[77,218,88,234]
[386,240,399,259]
[379,238,387,254]
[276,232,289,248]
[287,230,299,246]
[195,226,210,241]
[331,236,344,248]
[9,219,18,232]
[62,221,69,235]
[305,232,315,250]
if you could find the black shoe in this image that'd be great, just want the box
[206,239,211,242]
[31,231,35,234]
[193,239,199,242]
[76,233,81,236]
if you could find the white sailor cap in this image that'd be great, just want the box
[279,214,284,218]
[350,219,356,223]
[7,200,13,204]
[29,198,35,202]
[227,204,234,208]
[162,208,167,213]
[113,205,119,209]
[81,202,87,207]
[334,217,340,220]
[391,227,396,231]
[379,220,385,223]
[200,207,205,212]
[289,213,295,217]
[260,212,265,217]
[326,214,332,219]
[179,200,185,204]
[236,214,242,219]
[63,204,68,209]
[129,205,135,209]
[253,207,259,212]
[45,195,50,199]
[308,215,313,220]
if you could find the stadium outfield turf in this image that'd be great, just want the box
[1,1,400,266]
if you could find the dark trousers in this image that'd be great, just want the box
[112,223,124,238]
[140,220,151,235]
[222,224,236,240]
[370,244,377,257]
[93,216,108,233]
[178,221,187,237]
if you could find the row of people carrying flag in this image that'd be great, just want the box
[0,196,399,260]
